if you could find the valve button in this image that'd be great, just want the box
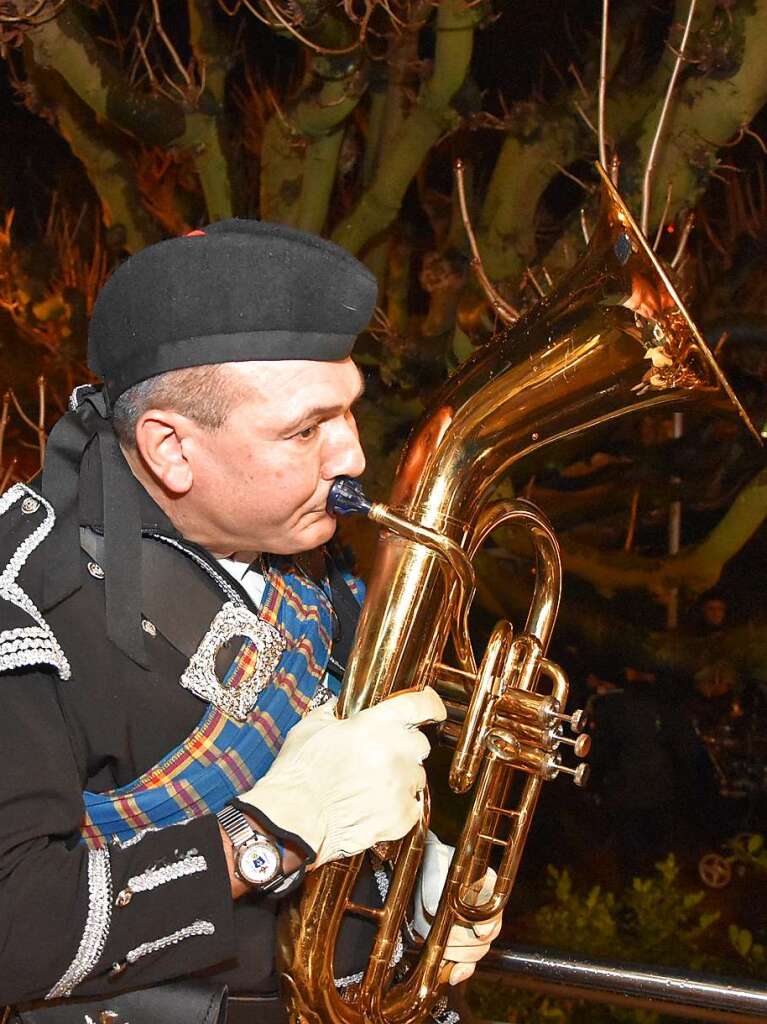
[569,708,588,733]
[573,733,591,758]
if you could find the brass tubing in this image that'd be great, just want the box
[369,505,475,602]
[364,802,431,1022]
[448,622,512,794]
[444,701,556,748]
[469,501,562,654]
[478,945,767,1023]
[368,503,478,676]
[433,663,474,701]
[539,658,569,709]
[498,689,560,725]
[455,767,543,923]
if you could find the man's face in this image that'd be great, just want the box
[183,358,366,557]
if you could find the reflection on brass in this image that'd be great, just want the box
[277,166,756,1024]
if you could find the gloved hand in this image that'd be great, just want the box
[413,831,503,986]
[238,688,446,867]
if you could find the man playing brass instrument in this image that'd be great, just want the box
[0,222,500,1024]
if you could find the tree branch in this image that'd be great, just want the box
[29,4,236,224]
[24,52,160,252]
[630,0,767,228]
[554,466,767,599]
[185,0,236,219]
[27,4,186,146]
[331,0,482,254]
[477,102,585,282]
[260,65,362,228]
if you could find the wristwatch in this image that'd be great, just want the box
[217,805,285,892]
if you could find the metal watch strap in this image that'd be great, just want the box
[217,805,286,893]
[217,804,260,848]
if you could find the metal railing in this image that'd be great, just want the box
[477,945,767,1023]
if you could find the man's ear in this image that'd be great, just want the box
[134,409,195,495]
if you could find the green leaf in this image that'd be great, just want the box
[732,928,753,957]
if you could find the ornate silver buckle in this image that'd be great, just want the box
[180,602,285,720]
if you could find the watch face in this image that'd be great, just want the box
[237,840,281,886]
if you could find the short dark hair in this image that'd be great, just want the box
[112,363,245,449]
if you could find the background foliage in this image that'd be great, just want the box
[2,0,767,677]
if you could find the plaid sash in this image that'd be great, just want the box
[81,557,364,849]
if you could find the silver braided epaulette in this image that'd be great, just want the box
[0,484,71,680]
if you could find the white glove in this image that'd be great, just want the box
[239,688,446,867]
[414,831,503,986]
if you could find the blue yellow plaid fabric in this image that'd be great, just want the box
[81,556,364,849]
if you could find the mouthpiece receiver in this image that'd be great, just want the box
[327,476,373,517]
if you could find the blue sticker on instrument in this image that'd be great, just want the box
[614,233,631,265]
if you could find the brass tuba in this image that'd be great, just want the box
[276,164,758,1024]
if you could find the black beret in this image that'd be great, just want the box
[88,219,378,402]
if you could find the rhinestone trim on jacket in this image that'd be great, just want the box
[46,849,113,998]
[0,484,71,680]
[123,920,215,965]
[125,852,207,895]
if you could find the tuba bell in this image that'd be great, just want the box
[276,163,758,1024]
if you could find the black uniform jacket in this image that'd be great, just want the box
[0,449,375,1006]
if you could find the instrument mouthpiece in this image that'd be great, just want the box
[327,477,372,517]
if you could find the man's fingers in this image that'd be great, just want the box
[446,914,501,948]
[474,916,503,942]
[444,943,491,964]
[410,764,427,797]
[368,687,446,727]
[464,867,497,906]
[448,963,476,986]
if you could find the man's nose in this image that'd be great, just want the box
[322,415,366,480]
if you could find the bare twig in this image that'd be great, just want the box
[624,484,640,552]
[743,125,767,156]
[36,375,46,467]
[8,390,39,434]
[0,0,70,26]
[550,161,592,192]
[598,0,609,170]
[568,62,588,98]
[0,391,9,469]
[6,381,48,473]
[150,0,192,87]
[454,159,519,325]
[609,151,620,187]
[580,207,592,245]
[524,267,546,298]
[671,211,694,269]
[573,100,597,136]
[242,0,359,55]
[652,182,673,250]
[134,25,162,91]
[641,0,698,236]
[0,459,18,494]
[713,330,730,358]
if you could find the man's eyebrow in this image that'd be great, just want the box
[282,370,366,433]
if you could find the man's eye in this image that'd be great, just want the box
[294,425,317,440]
